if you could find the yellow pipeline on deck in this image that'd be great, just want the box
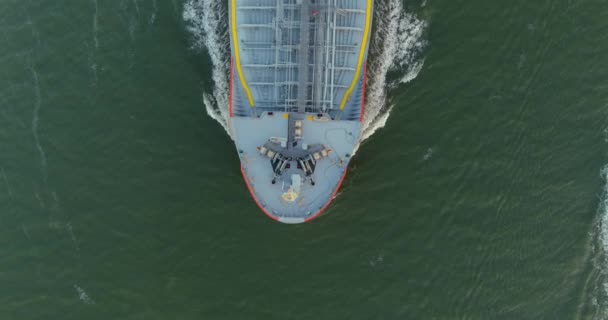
[231,0,255,107]
[339,0,372,111]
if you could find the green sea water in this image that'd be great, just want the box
[1,0,608,319]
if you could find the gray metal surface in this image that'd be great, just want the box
[232,113,360,223]
[229,0,373,222]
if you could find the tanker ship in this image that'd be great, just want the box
[228,0,373,223]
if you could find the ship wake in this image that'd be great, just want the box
[183,0,427,145]
[589,165,608,319]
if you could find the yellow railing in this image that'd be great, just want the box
[339,0,372,111]
[231,0,255,107]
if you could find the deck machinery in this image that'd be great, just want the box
[228,0,373,223]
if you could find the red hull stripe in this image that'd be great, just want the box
[304,169,348,222]
[240,165,279,221]
[240,165,348,223]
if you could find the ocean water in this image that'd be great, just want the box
[1,0,607,319]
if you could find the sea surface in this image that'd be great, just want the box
[1,0,608,319]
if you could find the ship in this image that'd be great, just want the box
[228,0,373,223]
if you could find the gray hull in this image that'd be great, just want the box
[228,0,373,223]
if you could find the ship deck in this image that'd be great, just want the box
[232,113,360,223]
[229,0,372,118]
[228,0,373,222]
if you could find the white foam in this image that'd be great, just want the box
[597,165,608,315]
[183,0,427,145]
[128,17,136,42]
[423,147,434,161]
[369,253,384,267]
[359,0,427,146]
[586,165,608,317]
[150,0,157,25]
[357,105,393,151]
[183,0,232,137]
[401,58,426,84]
[66,222,80,251]
[132,0,140,17]
[602,165,608,251]
[203,92,230,135]
[74,285,95,305]
[21,224,31,239]
[30,65,48,185]
[92,0,99,49]
[91,0,99,85]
